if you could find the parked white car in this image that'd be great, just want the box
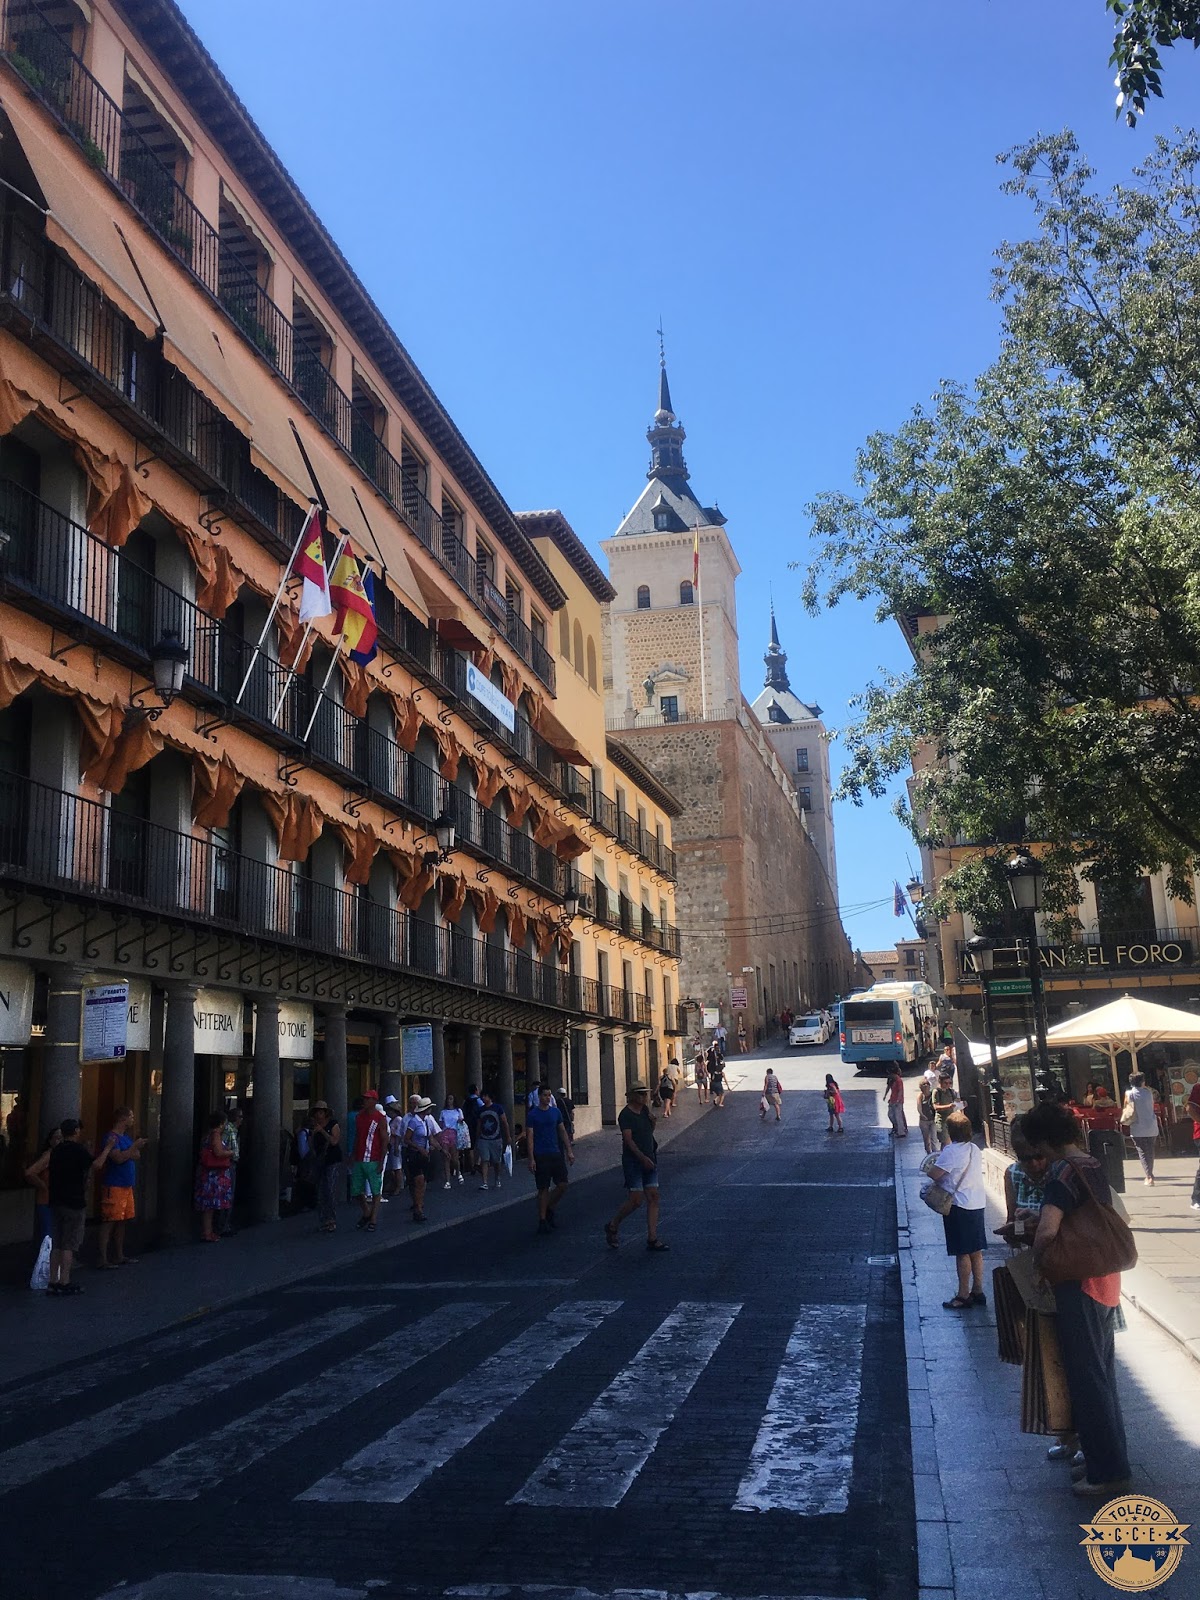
[788,1014,830,1046]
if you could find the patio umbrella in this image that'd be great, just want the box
[988,993,1200,1097]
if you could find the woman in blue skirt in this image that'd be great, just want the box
[928,1112,987,1310]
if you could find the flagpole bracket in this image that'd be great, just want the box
[342,791,369,818]
[199,495,228,535]
[195,707,232,742]
[278,757,307,789]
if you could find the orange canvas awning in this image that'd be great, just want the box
[0,89,158,338]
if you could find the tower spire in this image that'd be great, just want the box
[764,602,790,691]
[647,332,688,484]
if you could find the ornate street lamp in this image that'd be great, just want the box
[423,810,457,867]
[965,934,1005,1125]
[129,629,189,721]
[1004,849,1053,1099]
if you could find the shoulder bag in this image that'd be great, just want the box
[921,1145,974,1216]
[1038,1158,1138,1285]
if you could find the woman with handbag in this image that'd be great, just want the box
[925,1112,987,1309]
[194,1111,234,1243]
[1026,1101,1136,1498]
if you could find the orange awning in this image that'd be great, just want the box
[0,87,158,339]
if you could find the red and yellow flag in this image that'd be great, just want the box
[329,547,378,665]
[293,506,330,621]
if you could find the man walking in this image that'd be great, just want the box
[401,1094,438,1223]
[47,1119,93,1295]
[526,1081,573,1235]
[605,1084,668,1252]
[349,1089,389,1233]
[475,1090,510,1192]
[464,1084,485,1177]
[93,1107,146,1267]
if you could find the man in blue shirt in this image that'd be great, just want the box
[526,1082,574,1235]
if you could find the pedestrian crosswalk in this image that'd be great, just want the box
[0,1294,872,1517]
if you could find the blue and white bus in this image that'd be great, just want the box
[839,981,941,1073]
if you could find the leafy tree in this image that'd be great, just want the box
[1110,1,1200,126]
[803,130,1200,929]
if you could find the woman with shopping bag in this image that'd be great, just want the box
[922,1113,987,1310]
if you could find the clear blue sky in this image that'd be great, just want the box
[179,0,1195,953]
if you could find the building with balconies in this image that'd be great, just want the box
[0,0,681,1245]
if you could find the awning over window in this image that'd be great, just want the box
[0,87,158,339]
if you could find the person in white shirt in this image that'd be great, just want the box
[926,1113,987,1311]
[440,1096,465,1188]
[401,1095,438,1223]
[1122,1073,1160,1185]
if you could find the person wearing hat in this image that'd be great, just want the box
[401,1094,439,1223]
[933,1069,958,1148]
[382,1094,404,1198]
[605,1085,668,1252]
[349,1089,389,1232]
[309,1102,342,1233]
[526,1082,574,1235]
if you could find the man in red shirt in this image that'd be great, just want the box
[350,1089,389,1233]
[1188,1080,1200,1214]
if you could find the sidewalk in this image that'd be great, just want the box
[0,1076,732,1385]
[896,1132,1200,1600]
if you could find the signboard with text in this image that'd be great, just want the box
[252,1001,315,1060]
[81,982,129,1063]
[193,989,244,1055]
[731,986,748,1009]
[0,960,34,1046]
[963,938,1194,978]
[401,1023,435,1075]
[465,662,516,731]
[702,1007,720,1030]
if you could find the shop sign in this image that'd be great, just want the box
[1040,940,1193,971]
[252,1001,314,1060]
[401,1023,434,1074]
[82,982,129,1063]
[465,662,516,732]
[126,979,152,1052]
[730,986,748,1009]
[0,960,35,1046]
[193,989,243,1054]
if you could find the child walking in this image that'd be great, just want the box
[824,1073,845,1134]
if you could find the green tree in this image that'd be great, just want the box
[1110,1,1200,126]
[803,130,1200,928]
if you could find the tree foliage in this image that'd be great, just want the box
[1110,1,1200,126]
[803,130,1200,929]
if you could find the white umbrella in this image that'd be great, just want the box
[986,993,1200,1097]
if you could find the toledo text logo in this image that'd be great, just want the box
[1080,1495,1189,1592]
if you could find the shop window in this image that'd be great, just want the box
[679,580,694,605]
[636,585,650,609]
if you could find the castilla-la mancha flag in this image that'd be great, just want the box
[294,505,331,622]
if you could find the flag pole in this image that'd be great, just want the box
[696,527,708,719]
[234,502,318,707]
[269,529,350,726]
[301,630,348,744]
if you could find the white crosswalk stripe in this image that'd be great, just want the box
[0,1310,269,1430]
[733,1304,867,1515]
[102,1301,502,1501]
[512,1300,741,1508]
[0,1305,384,1493]
[299,1299,621,1504]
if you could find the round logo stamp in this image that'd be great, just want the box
[1080,1495,1190,1592]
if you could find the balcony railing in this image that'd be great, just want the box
[0,770,586,1010]
[559,779,676,882]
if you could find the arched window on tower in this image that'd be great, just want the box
[636,585,651,610]
[586,636,598,689]
[679,580,694,606]
[573,621,585,676]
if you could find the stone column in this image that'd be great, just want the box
[40,964,85,1145]
[525,1034,541,1089]
[464,1024,483,1095]
[251,996,281,1224]
[380,1015,401,1102]
[323,1004,348,1136]
[157,981,196,1246]
[497,1030,515,1122]
[430,1018,447,1110]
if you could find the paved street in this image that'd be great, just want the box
[0,1041,913,1600]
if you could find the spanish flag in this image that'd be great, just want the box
[294,505,331,622]
[329,547,378,665]
[693,526,700,588]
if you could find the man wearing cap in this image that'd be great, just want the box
[604,1085,668,1252]
[349,1089,389,1232]
[382,1094,404,1198]
[401,1094,439,1223]
[526,1081,574,1235]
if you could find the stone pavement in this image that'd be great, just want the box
[0,1054,758,1385]
[896,1131,1200,1600]
[1112,1153,1200,1363]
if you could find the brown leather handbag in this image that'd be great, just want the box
[1039,1158,1138,1285]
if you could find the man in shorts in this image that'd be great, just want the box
[401,1094,438,1222]
[93,1106,146,1268]
[349,1089,388,1232]
[475,1090,510,1192]
[48,1119,94,1295]
[526,1082,573,1235]
[605,1085,668,1252]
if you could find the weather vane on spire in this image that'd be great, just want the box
[657,317,665,367]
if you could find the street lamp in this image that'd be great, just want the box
[423,810,457,866]
[129,629,189,721]
[965,935,1005,1123]
[558,886,580,930]
[905,876,924,907]
[1004,849,1053,1099]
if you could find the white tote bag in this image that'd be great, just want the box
[30,1234,51,1292]
[503,1145,513,1176]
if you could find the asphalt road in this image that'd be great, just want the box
[0,1039,914,1600]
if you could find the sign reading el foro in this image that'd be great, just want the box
[193,989,244,1054]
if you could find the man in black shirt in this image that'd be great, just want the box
[47,1119,93,1296]
[604,1085,668,1252]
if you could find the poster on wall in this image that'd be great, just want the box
[251,1001,314,1060]
[730,987,748,1009]
[0,960,35,1046]
[401,1023,434,1075]
[81,982,129,1063]
[193,989,244,1055]
[702,1007,721,1030]
[126,979,152,1052]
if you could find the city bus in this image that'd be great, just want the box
[839,981,941,1073]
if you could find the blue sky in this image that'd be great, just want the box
[179,0,1196,952]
